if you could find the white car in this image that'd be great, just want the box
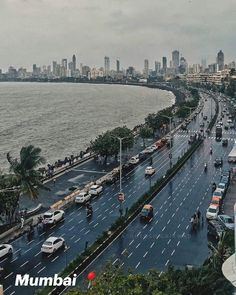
[41,237,65,254]
[0,244,13,259]
[227,119,232,123]
[212,189,223,200]
[43,210,65,225]
[129,156,139,165]
[75,191,91,204]
[144,146,155,154]
[89,184,103,196]
[151,145,158,151]
[206,205,219,220]
[145,166,155,176]
[217,183,226,195]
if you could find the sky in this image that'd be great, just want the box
[0,0,235,71]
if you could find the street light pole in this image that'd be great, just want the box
[160,114,173,167]
[118,137,122,193]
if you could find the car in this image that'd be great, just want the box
[227,119,233,123]
[89,184,103,196]
[145,166,155,176]
[218,121,223,126]
[207,220,225,240]
[210,196,221,206]
[222,169,231,178]
[0,244,13,259]
[41,237,65,254]
[206,204,220,220]
[217,182,227,195]
[218,214,235,230]
[144,146,155,154]
[221,175,230,188]
[224,125,229,130]
[199,122,205,128]
[140,204,154,220]
[203,115,208,120]
[229,123,234,129]
[214,158,223,167]
[212,189,223,200]
[226,112,230,116]
[222,139,228,146]
[43,210,65,225]
[75,191,91,204]
[139,151,148,161]
[151,144,158,151]
[129,156,139,165]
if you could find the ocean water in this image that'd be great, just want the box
[0,82,174,169]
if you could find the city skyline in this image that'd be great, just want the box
[0,0,235,70]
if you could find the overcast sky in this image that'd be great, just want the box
[0,0,235,71]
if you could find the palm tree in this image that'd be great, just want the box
[6,145,48,200]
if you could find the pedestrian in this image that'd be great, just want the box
[53,178,56,186]
[197,209,201,222]
[20,216,24,229]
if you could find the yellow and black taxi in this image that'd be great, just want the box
[140,204,154,220]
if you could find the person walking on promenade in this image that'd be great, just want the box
[53,178,56,186]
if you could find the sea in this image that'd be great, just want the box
[0,82,175,170]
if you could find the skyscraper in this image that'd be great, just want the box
[62,59,67,70]
[172,50,180,69]
[104,56,110,76]
[155,61,161,73]
[217,50,224,71]
[72,54,76,72]
[143,59,149,78]
[116,59,120,73]
[162,57,167,73]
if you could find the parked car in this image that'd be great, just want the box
[222,139,228,146]
[89,184,103,196]
[221,175,230,188]
[144,146,155,154]
[212,189,223,200]
[207,220,225,240]
[0,244,13,259]
[75,191,91,204]
[139,151,148,161]
[145,166,155,176]
[206,204,220,220]
[227,119,233,124]
[140,204,154,220]
[218,214,235,230]
[43,210,65,225]
[210,196,221,206]
[217,182,227,195]
[214,158,223,167]
[41,237,65,254]
[129,156,139,165]
[203,115,208,120]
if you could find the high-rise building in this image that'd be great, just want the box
[155,61,161,73]
[116,59,120,73]
[172,50,180,69]
[143,59,149,78]
[201,58,207,72]
[217,50,224,71]
[52,61,57,76]
[162,57,167,73]
[62,59,67,70]
[104,56,110,76]
[179,57,188,74]
[72,54,76,72]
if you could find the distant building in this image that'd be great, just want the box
[104,56,110,76]
[72,54,76,72]
[143,59,149,78]
[126,66,135,78]
[154,61,161,73]
[116,59,120,73]
[217,50,224,71]
[172,50,180,69]
[82,65,90,77]
[162,57,167,73]
[179,57,188,74]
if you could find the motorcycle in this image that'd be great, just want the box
[204,163,207,172]
[210,148,212,155]
[212,183,216,192]
[86,204,93,218]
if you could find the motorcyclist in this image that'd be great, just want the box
[212,182,216,192]
[210,147,212,154]
[204,163,207,171]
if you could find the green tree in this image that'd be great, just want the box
[139,126,153,147]
[0,145,48,223]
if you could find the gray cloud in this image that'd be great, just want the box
[0,0,235,71]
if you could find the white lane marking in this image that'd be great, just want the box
[167,239,171,245]
[150,242,155,248]
[165,259,170,266]
[4,285,12,292]
[93,223,99,228]
[162,226,166,232]
[143,251,148,258]
[128,252,133,258]
[161,248,166,254]
[34,262,42,269]
[4,272,13,279]
[136,243,141,249]
[24,247,32,254]
[129,239,134,246]
[34,251,41,257]
[20,261,28,268]
[37,266,46,274]
[112,258,119,265]
[171,250,176,256]
[85,230,91,235]
[177,240,180,247]
[74,238,81,243]
[51,255,59,263]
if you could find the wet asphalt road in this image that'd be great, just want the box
[2,92,234,295]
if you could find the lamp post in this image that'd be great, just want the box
[160,114,173,167]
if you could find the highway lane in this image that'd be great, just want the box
[72,131,234,291]
[0,93,213,294]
